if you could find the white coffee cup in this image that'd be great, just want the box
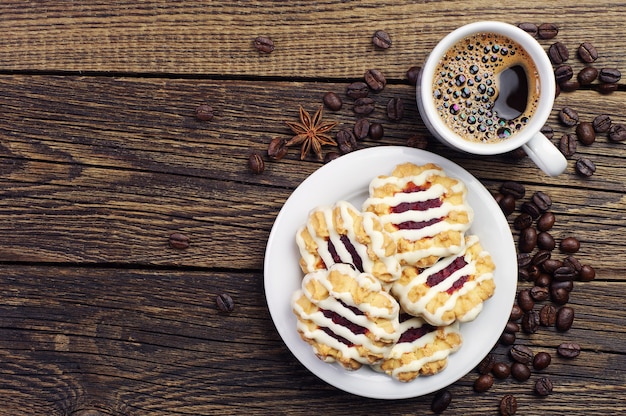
[416,21,567,176]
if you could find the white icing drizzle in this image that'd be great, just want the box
[296,201,401,281]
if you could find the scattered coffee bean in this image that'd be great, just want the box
[500,181,526,199]
[517,252,532,269]
[514,213,533,230]
[579,264,596,281]
[609,124,626,142]
[521,201,541,219]
[511,362,531,381]
[536,273,552,287]
[559,79,580,93]
[598,82,619,94]
[322,92,343,111]
[535,377,554,396]
[353,118,370,140]
[598,68,622,83]
[336,129,358,154]
[386,97,404,121]
[541,125,554,140]
[558,133,577,157]
[522,310,540,334]
[510,344,534,364]
[369,122,384,140]
[563,256,582,275]
[499,194,516,216]
[559,107,579,127]
[168,232,190,250]
[407,135,428,149]
[538,23,559,39]
[533,352,552,370]
[532,191,552,212]
[556,306,575,331]
[216,293,235,312]
[248,151,265,174]
[537,232,556,250]
[577,66,598,85]
[492,362,511,379]
[267,137,288,161]
[406,65,421,86]
[532,249,551,266]
[557,342,581,358]
[553,265,576,282]
[554,65,574,86]
[537,211,556,231]
[500,394,518,416]
[372,30,392,49]
[253,36,275,53]
[364,68,386,92]
[324,151,340,164]
[527,265,540,281]
[353,97,375,115]
[576,121,596,145]
[592,114,612,133]
[500,331,516,346]
[542,258,562,274]
[575,157,596,177]
[518,22,538,37]
[530,285,550,302]
[477,353,496,374]
[195,104,214,121]
[539,304,557,326]
[560,236,581,253]
[505,321,520,334]
[548,42,569,64]
[517,289,535,312]
[473,374,494,392]
[346,81,370,99]
[431,389,452,414]
[510,304,524,321]
[578,42,598,63]
[551,286,570,304]
[519,227,538,253]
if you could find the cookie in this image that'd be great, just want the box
[291,263,401,370]
[362,162,473,268]
[392,235,496,326]
[379,315,462,382]
[296,200,402,284]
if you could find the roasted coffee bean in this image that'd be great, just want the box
[346,81,370,99]
[532,250,551,266]
[559,79,580,92]
[557,342,581,358]
[517,289,534,312]
[510,304,524,321]
[195,104,214,121]
[499,331,516,346]
[577,66,598,85]
[267,137,288,160]
[168,232,190,250]
[563,256,582,275]
[560,236,581,253]
[593,114,612,133]
[578,42,598,63]
[559,106,579,126]
[541,124,554,139]
[353,118,370,140]
[559,133,577,157]
[535,272,552,287]
[552,279,574,292]
[535,377,554,396]
[576,121,596,145]
[511,362,531,381]
[500,394,518,416]
[505,321,520,334]
[518,22,538,37]
[386,97,404,121]
[473,374,494,392]
[517,252,532,269]
[556,306,575,331]
[551,286,570,305]
[323,151,340,164]
[598,68,621,83]
[507,147,528,160]
[322,91,343,111]
[527,265,540,281]
[532,191,552,212]
[248,151,265,174]
[372,30,392,49]
[510,344,534,364]
[216,293,235,312]
[369,122,384,140]
[431,389,452,414]
[407,135,428,149]
[533,352,552,370]
[537,211,556,231]
[609,124,626,142]
[598,82,619,94]
[530,285,550,301]
[353,97,375,115]
[492,362,511,379]
[555,82,561,98]
[499,194,516,216]
[579,264,596,281]
[548,42,569,64]
[519,227,538,253]
[521,201,541,219]
[522,310,540,334]
[336,129,358,154]
[539,304,557,326]
[478,353,496,374]
[538,23,559,39]
[364,68,387,92]
[537,232,556,250]
[553,265,576,282]
[253,36,275,53]
[555,64,574,84]
[500,181,526,199]
[406,65,421,86]
[514,213,533,230]
[575,157,596,177]
[542,258,561,273]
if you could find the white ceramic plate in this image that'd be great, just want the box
[264,146,517,399]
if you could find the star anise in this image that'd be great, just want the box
[285,105,338,160]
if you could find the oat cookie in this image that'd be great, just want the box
[362,162,473,268]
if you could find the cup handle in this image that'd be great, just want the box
[522,133,568,176]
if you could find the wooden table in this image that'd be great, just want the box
[1,1,625,414]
